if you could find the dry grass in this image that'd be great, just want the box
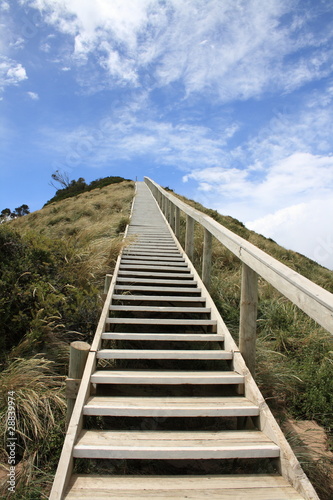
[11,181,135,286]
[0,357,66,496]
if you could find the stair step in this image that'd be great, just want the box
[73,429,280,459]
[65,474,304,499]
[120,262,188,269]
[112,294,206,303]
[121,255,185,262]
[90,370,244,385]
[123,250,181,256]
[106,318,217,326]
[109,305,210,313]
[118,271,194,278]
[114,285,202,293]
[83,396,257,416]
[101,332,223,341]
[116,278,197,285]
[97,349,232,360]
[119,265,190,272]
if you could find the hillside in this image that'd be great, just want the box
[1,179,332,498]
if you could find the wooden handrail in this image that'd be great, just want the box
[145,176,333,373]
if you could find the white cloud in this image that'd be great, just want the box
[20,0,333,98]
[247,199,333,270]
[27,91,39,100]
[0,56,27,92]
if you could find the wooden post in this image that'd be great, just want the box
[66,341,90,427]
[185,215,194,261]
[103,274,112,300]
[175,206,180,239]
[170,202,175,231]
[202,228,212,290]
[239,264,258,376]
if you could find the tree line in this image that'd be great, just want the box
[0,205,30,222]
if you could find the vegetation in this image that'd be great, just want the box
[0,179,134,498]
[0,205,30,222]
[45,172,131,205]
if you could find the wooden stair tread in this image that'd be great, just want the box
[83,396,259,416]
[96,349,232,359]
[106,318,217,325]
[73,429,280,459]
[116,278,197,285]
[90,369,244,384]
[114,285,202,293]
[117,271,194,278]
[109,305,210,313]
[112,294,205,302]
[65,475,304,499]
[101,332,223,341]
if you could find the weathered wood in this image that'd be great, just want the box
[66,341,90,427]
[83,396,259,417]
[185,214,194,260]
[96,348,232,360]
[145,177,333,336]
[239,263,258,376]
[90,370,244,385]
[170,202,175,231]
[101,332,223,341]
[65,474,304,499]
[73,429,280,460]
[175,205,180,239]
[202,228,212,290]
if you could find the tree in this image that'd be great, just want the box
[50,170,71,190]
[1,208,12,218]
[13,204,30,217]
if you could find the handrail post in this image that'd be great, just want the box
[185,215,194,261]
[175,206,180,240]
[66,341,90,428]
[202,229,212,290]
[170,202,175,231]
[239,264,258,376]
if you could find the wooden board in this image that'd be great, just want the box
[96,349,233,359]
[90,369,244,385]
[83,396,259,417]
[73,429,280,459]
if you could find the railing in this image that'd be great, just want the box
[145,177,333,375]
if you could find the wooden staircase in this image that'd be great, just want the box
[50,182,318,499]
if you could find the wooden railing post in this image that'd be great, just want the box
[239,264,258,376]
[185,215,194,261]
[103,273,112,300]
[170,202,175,231]
[175,206,180,240]
[202,229,212,290]
[66,341,90,427]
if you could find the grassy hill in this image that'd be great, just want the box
[0,179,332,498]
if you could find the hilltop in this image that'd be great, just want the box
[0,178,332,498]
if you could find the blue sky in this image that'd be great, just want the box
[1,0,333,269]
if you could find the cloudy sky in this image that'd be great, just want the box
[1,0,333,269]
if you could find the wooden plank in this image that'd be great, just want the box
[121,260,188,267]
[96,349,233,360]
[90,370,244,385]
[114,285,202,293]
[83,396,259,417]
[118,271,194,278]
[119,264,190,272]
[101,333,223,341]
[73,429,280,459]
[116,278,197,285]
[121,255,185,262]
[109,305,210,313]
[106,318,217,325]
[112,294,206,303]
[65,475,304,499]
